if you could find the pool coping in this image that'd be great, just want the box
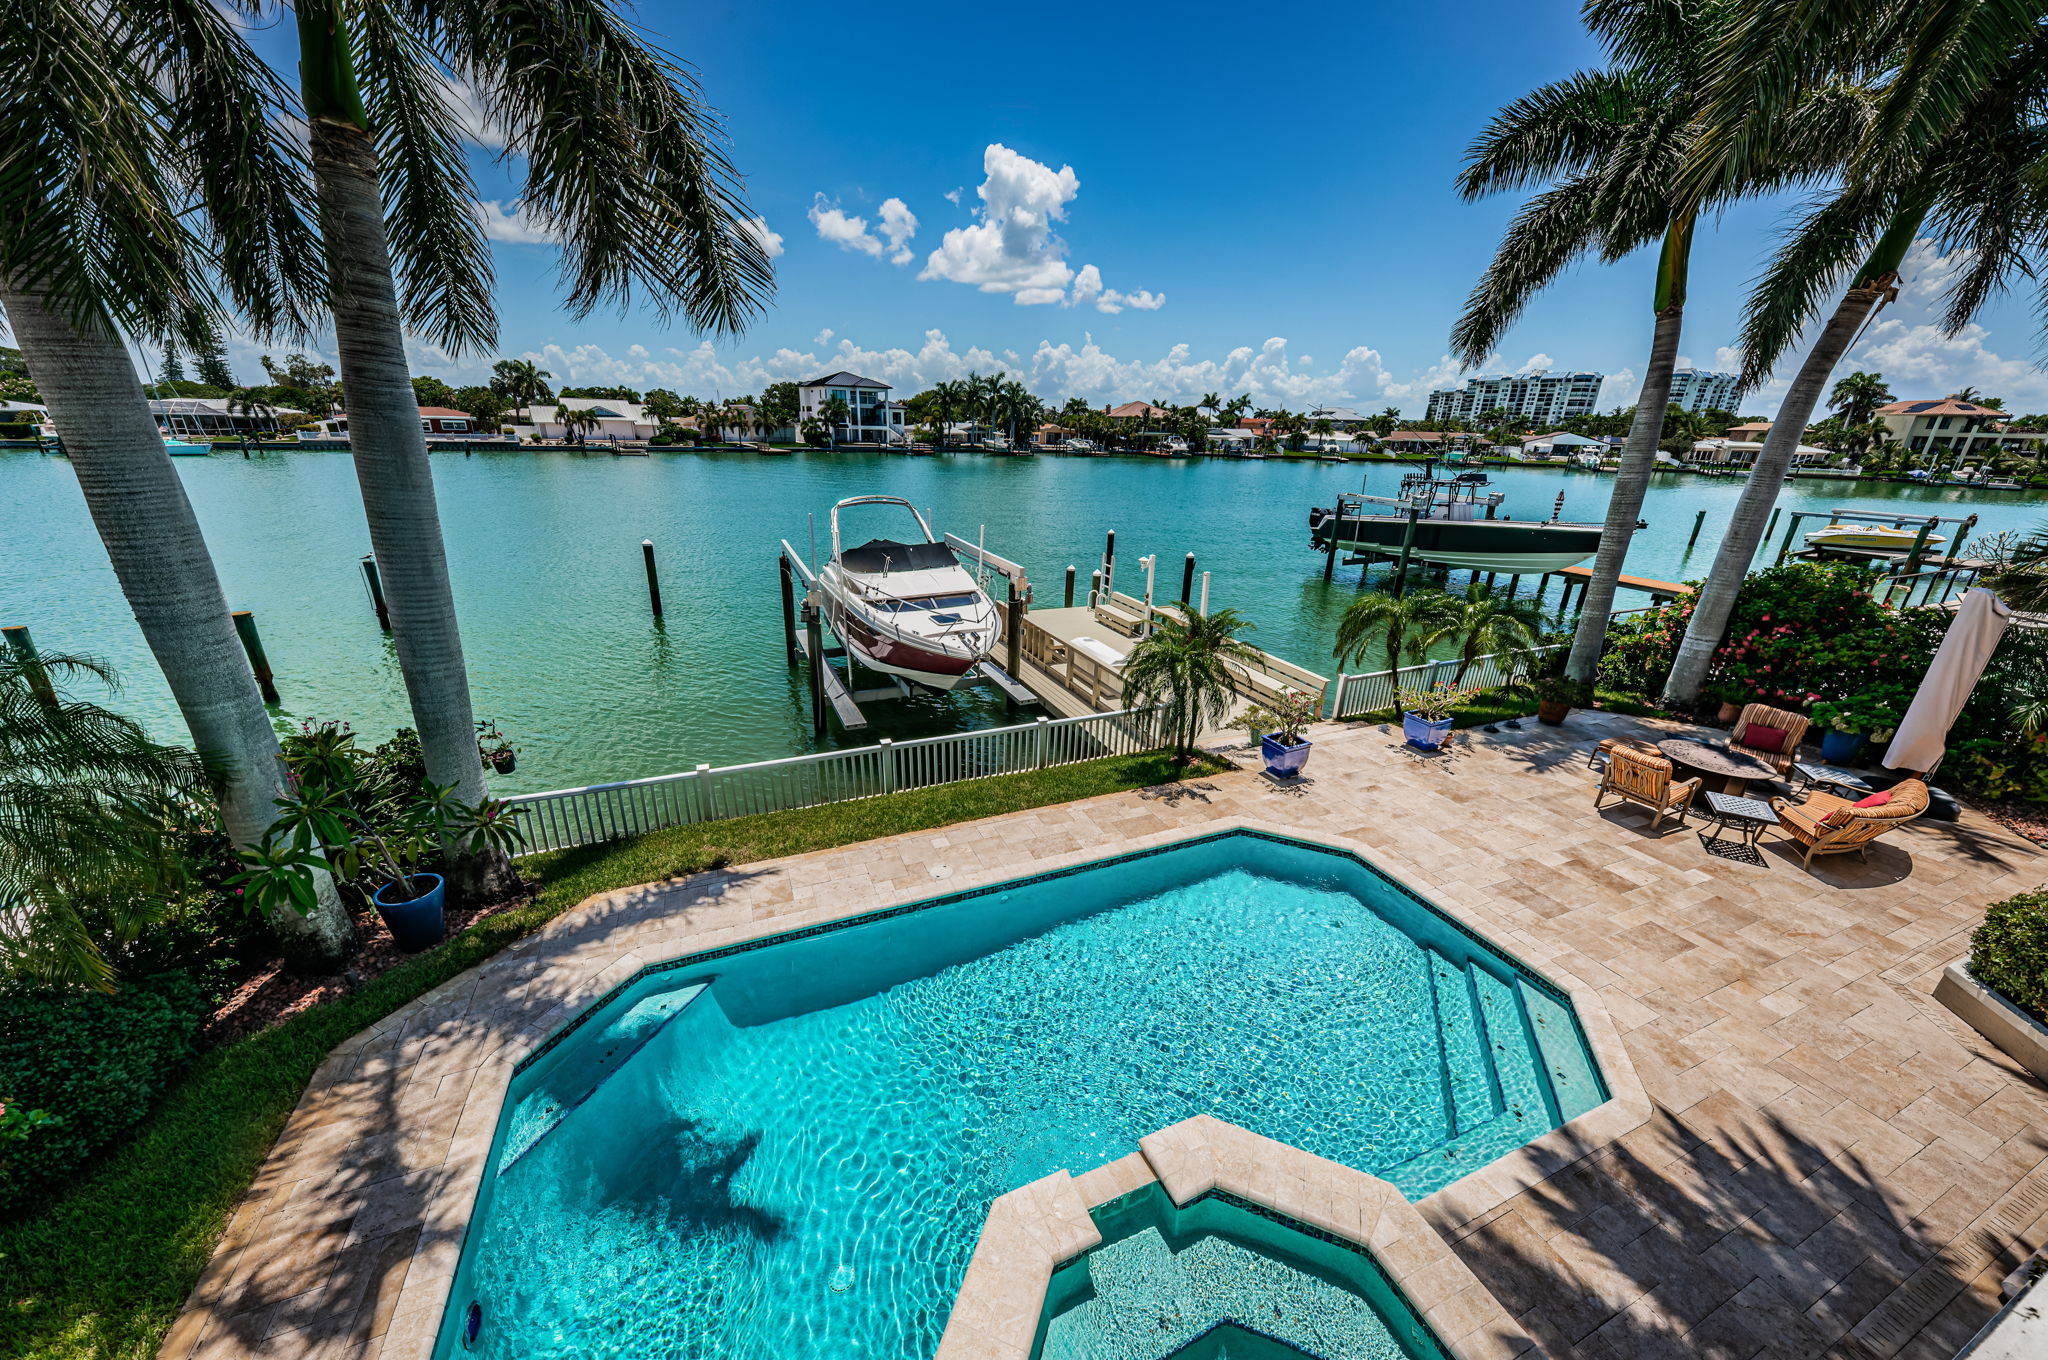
[934,1114,1545,1360]
[166,815,1647,1360]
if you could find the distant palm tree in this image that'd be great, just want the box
[1830,371,1893,427]
[1421,583,1547,684]
[1334,589,1462,677]
[819,395,851,448]
[495,360,554,421]
[1198,392,1223,425]
[1122,608,1261,759]
[556,404,593,444]
[0,652,205,991]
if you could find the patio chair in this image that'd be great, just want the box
[1769,778,1929,868]
[1729,702,1811,776]
[1594,746,1701,831]
[1586,735,1664,770]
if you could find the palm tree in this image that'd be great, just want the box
[493,359,553,421]
[556,403,592,444]
[1662,20,2048,702]
[227,390,280,436]
[1121,608,1261,759]
[1422,583,1548,684]
[818,395,850,448]
[1451,0,1822,683]
[0,0,357,970]
[1334,589,1463,677]
[1198,392,1223,425]
[1830,371,1892,426]
[289,0,775,816]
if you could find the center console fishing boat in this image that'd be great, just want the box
[1308,467,1608,573]
[816,497,1001,690]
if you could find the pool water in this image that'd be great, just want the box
[436,832,1601,1360]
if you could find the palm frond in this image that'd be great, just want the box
[1456,69,1641,199]
[430,0,775,334]
[1735,185,1903,386]
[350,0,497,353]
[1450,175,1605,366]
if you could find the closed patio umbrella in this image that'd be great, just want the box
[1884,587,2015,774]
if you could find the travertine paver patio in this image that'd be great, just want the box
[161,711,2048,1360]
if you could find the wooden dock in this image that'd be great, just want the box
[1555,564,1692,603]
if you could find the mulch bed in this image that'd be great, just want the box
[1963,797,2048,847]
[201,882,532,1047]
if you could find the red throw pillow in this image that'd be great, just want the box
[1853,791,1893,808]
[1738,723,1789,754]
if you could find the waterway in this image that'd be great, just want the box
[3,446,2039,792]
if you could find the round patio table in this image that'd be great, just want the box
[1656,738,1779,797]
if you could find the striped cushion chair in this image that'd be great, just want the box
[1769,779,1929,868]
[1594,746,1701,832]
[1730,702,1811,776]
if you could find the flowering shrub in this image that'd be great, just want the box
[1810,684,1913,742]
[1398,680,1480,722]
[1236,687,1321,745]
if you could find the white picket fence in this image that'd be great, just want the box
[504,707,1167,854]
[1325,645,1566,721]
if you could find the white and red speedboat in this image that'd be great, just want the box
[816,496,1000,690]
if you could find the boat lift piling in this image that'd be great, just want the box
[231,611,280,704]
[1181,553,1196,605]
[359,555,392,632]
[1688,510,1707,547]
[642,540,664,618]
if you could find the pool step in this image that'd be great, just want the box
[1424,949,1497,1136]
[495,982,708,1174]
[1471,969,1549,1134]
[1516,979,1603,1123]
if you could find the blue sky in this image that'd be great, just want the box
[234,0,2048,414]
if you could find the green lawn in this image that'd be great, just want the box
[0,748,1225,1360]
[1342,685,1662,729]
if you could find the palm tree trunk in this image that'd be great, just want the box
[1563,216,1692,682]
[0,279,357,971]
[1661,207,1924,704]
[303,93,485,810]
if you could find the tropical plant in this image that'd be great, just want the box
[0,653,214,991]
[1421,582,1547,684]
[0,0,358,970]
[1234,687,1321,747]
[1397,679,1480,722]
[1663,3,2048,703]
[491,359,553,420]
[1121,608,1261,759]
[1809,687,1910,742]
[555,403,593,444]
[1986,524,2048,615]
[1333,588,1462,676]
[757,381,800,436]
[818,395,850,447]
[1830,371,1893,426]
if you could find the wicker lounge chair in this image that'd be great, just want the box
[1729,702,1810,775]
[1769,778,1929,868]
[1594,746,1701,831]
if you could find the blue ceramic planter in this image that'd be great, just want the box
[373,872,447,952]
[1260,733,1312,778]
[1403,711,1454,750]
[1820,728,1865,765]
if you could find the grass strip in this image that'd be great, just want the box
[0,749,1223,1360]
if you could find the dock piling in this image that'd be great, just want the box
[1688,509,1707,547]
[1102,530,1116,599]
[1064,566,1075,608]
[804,604,827,737]
[1182,553,1196,605]
[779,558,799,666]
[359,554,392,631]
[642,539,664,617]
[1390,507,1421,597]
[1090,570,1103,608]
[232,611,280,703]
[1005,582,1023,713]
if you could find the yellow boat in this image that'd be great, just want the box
[1803,522,1946,551]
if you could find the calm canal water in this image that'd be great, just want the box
[4,447,2040,791]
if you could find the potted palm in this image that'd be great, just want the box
[1235,686,1323,778]
[1121,607,1261,762]
[1399,679,1476,750]
[1533,674,1592,725]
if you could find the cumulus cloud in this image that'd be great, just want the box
[739,216,784,259]
[434,71,506,149]
[807,194,917,264]
[473,201,559,245]
[922,144,1161,310]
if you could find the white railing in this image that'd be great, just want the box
[1326,644,1566,720]
[504,707,1167,854]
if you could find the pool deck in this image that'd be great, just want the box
[161,710,2048,1360]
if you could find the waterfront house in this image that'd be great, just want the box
[302,405,511,444]
[1724,420,1774,439]
[1687,437,1833,468]
[1875,398,2040,461]
[1381,430,1492,455]
[149,396,305,438]
[516,399,658,443]
[797,371,903,444]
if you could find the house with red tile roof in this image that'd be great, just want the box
[1875,399,2039,460]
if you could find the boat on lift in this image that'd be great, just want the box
[1803,522,1947,552]
[816,496,1001,691]
[1308,465,1609,572]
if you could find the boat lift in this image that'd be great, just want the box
[777,533,1038,737]
[1774,507,1981,573]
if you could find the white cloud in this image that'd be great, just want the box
[814,328,834,345]
[1069,264,1166,316]
[434,72,506,150]
[740,215,784,259]
[944,187,963,205]
[1518,353,1553,373]
[877,198,918,265]
[1599,370,1641,408]
[473,201,559,245]
[807,194,917,265]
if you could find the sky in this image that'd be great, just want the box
[223,0,2048,416]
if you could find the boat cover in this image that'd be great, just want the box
[839,538,960,575]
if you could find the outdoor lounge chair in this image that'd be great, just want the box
[1594,746,1700,831]
[1729,702,1811,776]
[1587,735,1664,770]
[1769,778,1929,868]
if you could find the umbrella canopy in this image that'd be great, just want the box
[1884,588,2015,773]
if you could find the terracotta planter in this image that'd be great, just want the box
[1537,700,1572,726]
[1716,701,1741,724]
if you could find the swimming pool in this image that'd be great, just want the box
[433,830,1603,1360]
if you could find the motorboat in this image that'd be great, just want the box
[1803,522,1947,552]
[1308,467,1607,572]
[816,496,1001,691]
[1059,438,1101,455]
[161,431,210,456]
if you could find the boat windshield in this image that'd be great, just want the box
[874,593,981,614]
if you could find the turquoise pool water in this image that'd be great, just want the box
[434,832,1601,1360]
[1038,1183,1449,1360]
